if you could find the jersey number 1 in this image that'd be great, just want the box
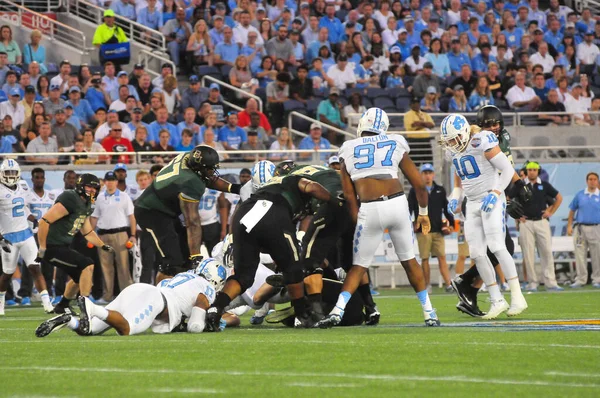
[354,141,397,169]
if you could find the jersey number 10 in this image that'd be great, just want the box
[453,155,481,180]
[353,141,397,169]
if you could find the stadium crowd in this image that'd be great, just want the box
[0,0,599,163]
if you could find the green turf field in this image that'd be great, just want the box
[1,288,599,397]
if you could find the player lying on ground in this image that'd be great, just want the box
[318,108,440,328]
[0,160,53,315]
[441,114,528,320]
[35,258,227,337]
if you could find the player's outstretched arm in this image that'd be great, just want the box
[36,203,70,258]
[209,177,242,195]
[179,195,203,257]
[400,153,430,234]
[340,161,359,225]
[188,293,211,333]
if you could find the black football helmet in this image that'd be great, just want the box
[275,160,296,176]
[476,105,503,135]
[188,145,220,183]
[75,173,100,204]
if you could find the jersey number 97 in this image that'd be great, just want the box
[353,141,397,169]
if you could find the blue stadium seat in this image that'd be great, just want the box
[385,87,410,98]
[373,97,395,109]
[396,97,411,111]
[439,96,450,112]
[346,87,365,97]
[255,87,267,104]
[403,75,415,87]
[196,65,222,80]
[219,65,233,79]
[367,87,389,99]
[388,115,403,128]
[307,98,321,114]
[283,100,305,112]
[362,97,373,108]
[290,109,312,133]
[338,96,349,107]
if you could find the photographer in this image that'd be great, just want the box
[84,72,111,113]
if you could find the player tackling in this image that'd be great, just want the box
[441,114,527,319]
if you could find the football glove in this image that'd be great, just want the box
[186,254,204,269]
[481,192,499,213]
[0,236,12,253]
[35,247,46,263]
[447,199,459,215]
[101,244,114,252]
[506,199,525,219]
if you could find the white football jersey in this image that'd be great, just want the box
[159,272,216,330]
[28,190,56,233]
[339,134,410,181]
[0,182,32,235]
[120,184,141,201]
[239,181,254,203]
[198,189,220,226]
[225,193,239,224]
[450,130,500,201]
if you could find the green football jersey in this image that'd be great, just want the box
[47,190,93,246]
[136,153,207,217]
[289,165,342,195]
[498,128,513,166]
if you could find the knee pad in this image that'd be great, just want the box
[302,262,323,278]
[487,238,507,255]
[469,244,487,260]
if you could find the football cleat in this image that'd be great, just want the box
[21,297,31,306]
[76,296,94,335]
[265,307,295,324]
[5,299,18,306]
[250,304,270,325]
[35,313,71,338]
[265,274,285,288]
[51,295,62,306]
[570,282,584,288]
[456,301,485,317]
[364,305,381,326]
[294,313,316,329]
[424,309,441,327]
[451,276,481,317]
[204,307,223,332]
[506,296,528,317]
[315,313,342,329]
[481,298,509,320]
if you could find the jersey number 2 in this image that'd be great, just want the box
[453,155,481,180]
[12,198,25,217]
[354,141,397,169]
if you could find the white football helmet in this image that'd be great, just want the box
[251,160,276,189]
[194,258,228,291]
[440,114,471,153]
[0,159,21,187]
[357,107,389,137]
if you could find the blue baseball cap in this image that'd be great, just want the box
[113,163,127,172]
[209,83,220,91]
[189,75,199,83]
[420,163,434,173]
[9,87,20,97]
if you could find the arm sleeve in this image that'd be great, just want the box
[441,187,455,224]
[488,151,514,193]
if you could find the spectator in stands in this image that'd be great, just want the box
[306,28,330,64]
[298,123,331,161]
[471,43,495,77]
[110,85,130,112]
[403,45,425,76]
[242,111,269,145]
[21,85,35,119]
[326,54,356,91]
[266,25,295,65]
[179,75,203,116]
[214,26,239,66]
[137,0,163,31]
[111,71,140,102]
[0,26,21,65]
[218,111,247,152]
[152,129,175,164]
[131,125,153,161]
[425,38,451,78]
[177,107,201,145]
[468,76,495,111]
[1,70,17,96]
[268,127,295,161]
[1,114,22,153]
[23,30,47,74]
[186,20,213,67]
[590,98,600,124]
[557,45,580,79]
[448,85,471,112]
[148,106,178,146]
[209,15,225,47]
[421,87,440,112]
[266,72,290,130]
[580,74,595,110]
[529,42,555,75]
[67,86,95,128]
[317,87,345,142]
[554,76,570,103]
[101,121,134,164]
[162,75,180,116]
[343,92,367,129]
[0,88,25,127]
[136,73,156,108]
[538,89,568,126]
[161,0,177,25]
[411,62,440,99]
[0,51,8,86]
[384,64,403,89]
[26,122,57,164]
[128,63,144,90]
[319,3,343,45]
[289,64,312,104]
[53,109,80,150]
[240,130,267,161]
[162,7,192,67]
[127,107,148,132]
[229,55,257,98]
[100,62,118,95]
[110,0,136,20]
[175,128,195,152]
[565,83,595,126]
[117,96,138,123]
[92,9,129,53]
[202,83,228,126]
[232,10,261,48]
[237,98,271,135]
[242,31,266,74]
[96,109,133,142]
[506,72,541,111]
[532,73,549,102]
[448,38,470,76]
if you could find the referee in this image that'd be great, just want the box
[567,172,600,288]
[90,171,135,302]
[519,162,563,292]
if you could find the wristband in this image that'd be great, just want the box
[229,183,241,195]
[419,206,428,216]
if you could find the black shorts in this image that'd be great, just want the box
[231,195,304,291]
[202,222,222,256]
[135,207,190,274]
[44,245,93,284]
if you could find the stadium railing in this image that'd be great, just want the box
[0,0,89,55]
[201,75,264,113]
[287,111,353,140]
[65,0,167,56]
[138,49,176,79]
[11,0,61,11]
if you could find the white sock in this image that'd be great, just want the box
[67,317,79,330]
[493,248,519,280]
[94,304,109,321]
[487,284,503,301]
[40,290,51,306]
[508,278,525,300]
[331,291,351,316]
[0,291,5,299]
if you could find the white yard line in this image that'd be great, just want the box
[152,388,223,394]
[545,371,600,378]
[1,366,599,389]
[287,382,359,388]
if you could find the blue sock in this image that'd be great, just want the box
[333,291,352,314]
[416,290,433,311]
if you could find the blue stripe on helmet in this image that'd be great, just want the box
[373,108,381,132]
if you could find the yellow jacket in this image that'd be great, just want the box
[404,110,434,139]
[92,24,129,46]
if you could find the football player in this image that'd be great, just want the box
[198,188,229,255]
[318,108,440,328]
[450,106,531,317]
[0,160,53,314]
[239,160,277,202]
[36,173,114,314]
[135,145,242,282]
[442,114,528,319]
[36,258,227,337]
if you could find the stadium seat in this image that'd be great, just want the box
[396,97,411,111]
[283,100,306,112]
[386,87,411,98]
[307,98,321,115]
[338,96,349,107]
[290,109,312,133]
[439,96,450,112]
[196,65,222,80]
[367,87,389,99]
[403,75,415,87]
[530,135,557,158]
[388,115,403,128]
[255,87,267,104]
[594,74,600,87]
[219,65,233,79]
[362,97,373,108]
[346,87,365,97]
[567,136,595,158]
[373,97,395,109]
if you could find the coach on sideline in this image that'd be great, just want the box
[90,171,135,303]
[567,172,600,288]
[408,163,454,291]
